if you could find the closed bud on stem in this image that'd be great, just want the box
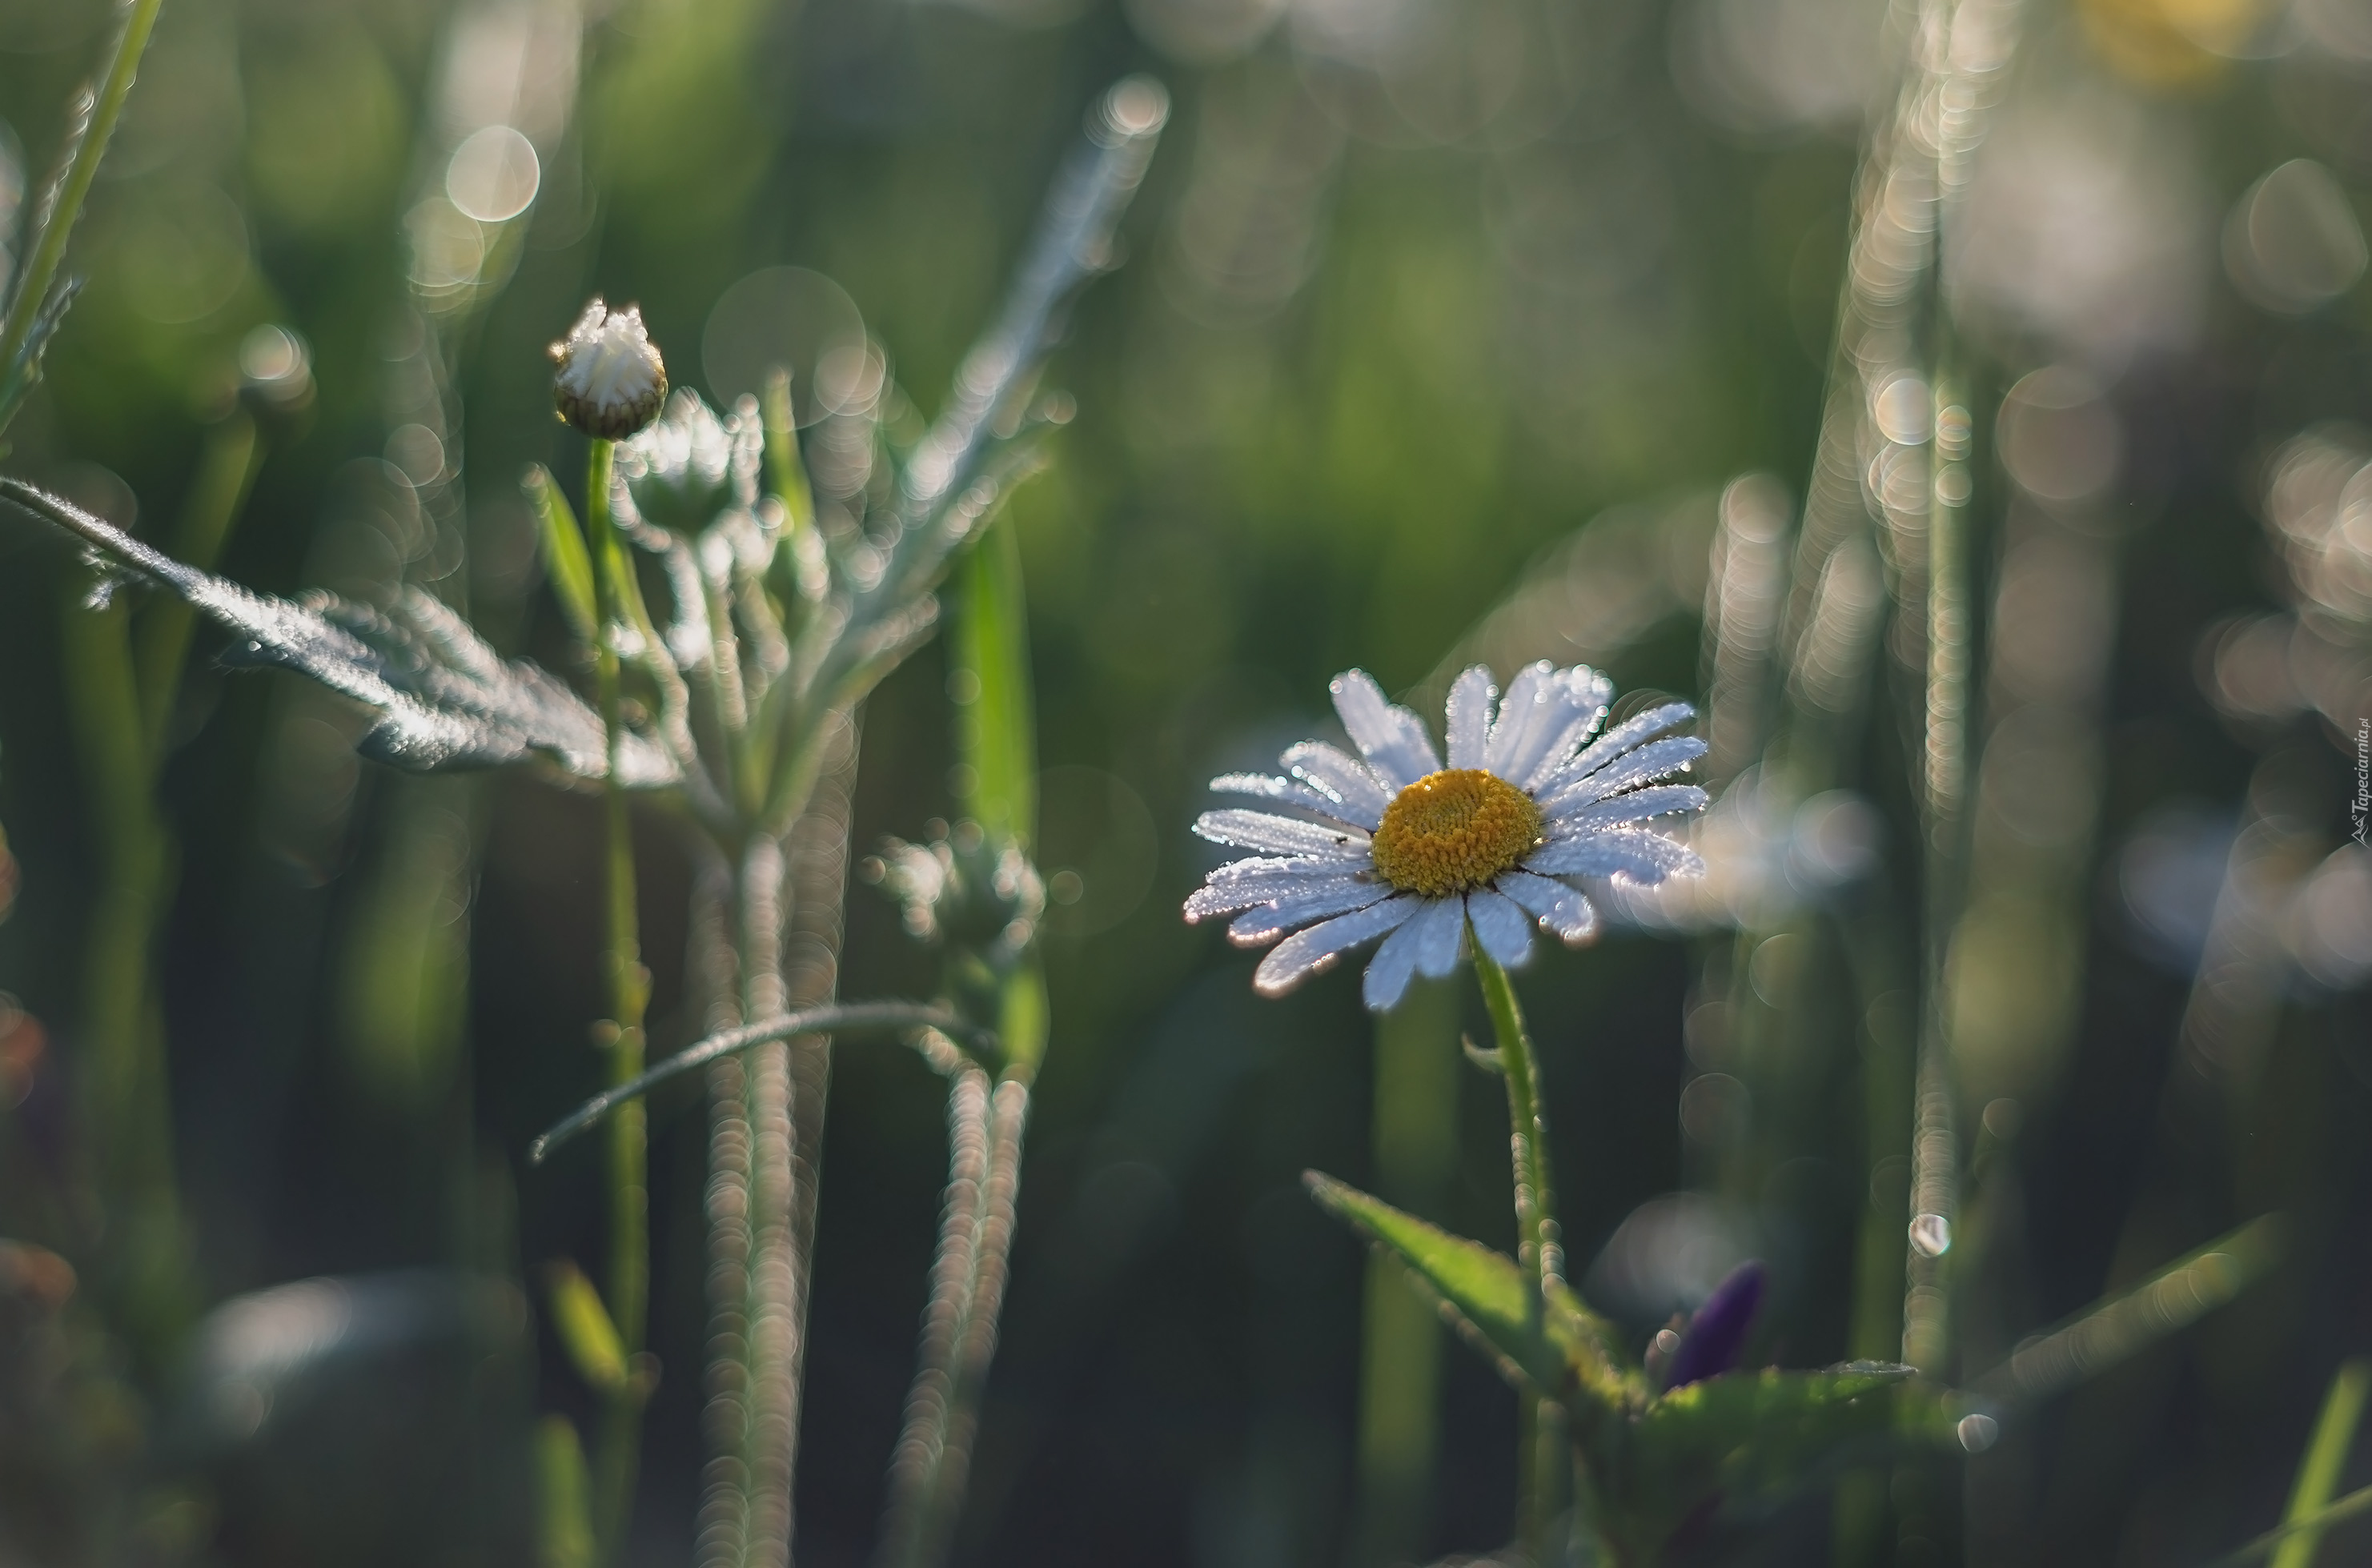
[550,299,665,439]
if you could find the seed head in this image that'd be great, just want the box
[550,299,666,439]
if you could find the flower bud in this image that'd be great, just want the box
[549,299,666,439]
[615,388,760,534]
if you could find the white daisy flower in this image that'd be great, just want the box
[1185,663,1708,1010]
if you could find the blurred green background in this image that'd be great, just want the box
[2,0,2371,1562]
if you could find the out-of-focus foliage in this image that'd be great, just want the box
[2,0,2372,1562]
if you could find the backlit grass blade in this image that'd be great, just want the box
[2272,1358,2371,1568]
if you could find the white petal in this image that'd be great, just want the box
[1484,661,1556,776]
[1444,666,1495,770]
[1194,809,1371,859]
[1548,785,1708,837]
[1491,668,1603,788]
[1404,894,1469,979]
[1254,896,1420,996]
[1513,667,1616,788]
[1525,828,1704,881]
[1363,913,1429,1010]
[1186,864,1373,921]
[1228,880,1392,945]
[1209,772,1368,827]
[1280,741,1391,829]
[1330,669,1443,788]
[1499,869,1599,944]
[1200,852,1359,886]
[1563,702,1696,782]
[1538,736,1708,813]
[1467,886,1535,968]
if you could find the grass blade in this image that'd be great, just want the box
[529,1001,990,1162]
[2272,1358,2372,1568]
[1969,1214,2286,1408]
[0,0,166,439]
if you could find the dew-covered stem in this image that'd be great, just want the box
[0,0,165,435]
[1474,944,1570,1564]
[1475,948,1562,1290]
[585,435,653,1561]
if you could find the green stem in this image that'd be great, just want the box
[0,0,165,407]
[1475,947,1562,1289]
[60,585,188,1357]
[138,407,261,753]
[584,438,649,1562]
[1475,945,1569,1566]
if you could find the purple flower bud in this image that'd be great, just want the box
[1664,1259,1765,1390]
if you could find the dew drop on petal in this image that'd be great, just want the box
[1908,1212,1953,1257]
[1957,1413,1999,1453]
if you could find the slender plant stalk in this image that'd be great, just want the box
[584,437,653,1559]
[696,724,857,1568]
[793,725,865,1522]
[0,0,165,427]
[1475,951,1562,1291]
[1474,945,1571,1565]
[692,836,775,1568]
[1901,373,1971,1380]
[874,508,1053,1568]
[9,0,175,1364]
[59,586,176,1328]
[58,403,269,1364]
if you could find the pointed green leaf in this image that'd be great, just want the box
[534,1415,596,1568]
[2274,1358,2371,1568]
[761,367,817,542]
[524,464,597,648]
[544,1260,628,1394]
[950,514,1037,851]
[1305,1171,1563,1390]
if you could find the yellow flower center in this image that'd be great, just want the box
[1369,769,1543,898]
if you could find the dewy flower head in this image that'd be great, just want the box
[615,387,760,534]
[1185,663,1708,1010]
[550,299,667,439]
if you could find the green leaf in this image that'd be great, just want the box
[534,1415,596,1568]
[761,367,817,542]
[1,477,677,785]
[1631,1364,1952,1503]
[1594,1364,1962,1562]
[544,1260,628,1394]
[524,464,598,648]
[1304,1171,1563,1391]
[949,513,1037,850]
[2274,1358,2371,1568]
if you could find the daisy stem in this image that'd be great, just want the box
[1474,946,1563,1290]
[1474,944,1570,1564]
[585,435,652,1562]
